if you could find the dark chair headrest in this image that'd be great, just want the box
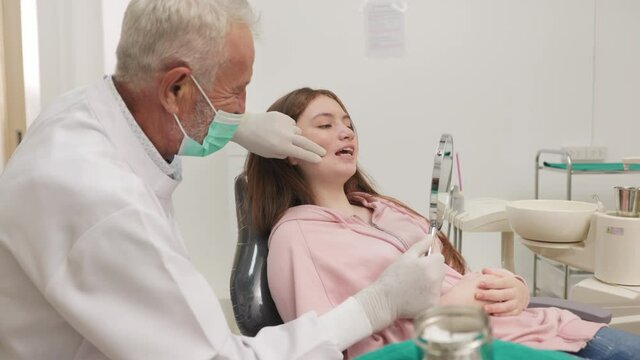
[229,174,283,336]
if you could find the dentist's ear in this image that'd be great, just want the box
[159,67,192,114]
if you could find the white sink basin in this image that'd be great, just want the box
[506,200,597,243]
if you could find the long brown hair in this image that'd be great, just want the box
[244,87,466,274]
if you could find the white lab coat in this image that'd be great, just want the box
[0,78,343,360]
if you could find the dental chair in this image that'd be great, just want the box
[229,175,611,336]
[229,174,283,336]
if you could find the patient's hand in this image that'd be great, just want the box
[475,268,529,317]
[440,273,499,309]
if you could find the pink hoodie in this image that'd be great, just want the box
[267,193,604,359]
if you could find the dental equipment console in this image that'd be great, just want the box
[509,155,640,334]
[427,134,454,255]
[430,138,611,324]
[519,150,640,288]
[593,187,640,286]
[527,149,640,295]
[574,190,640,334]
[515,194,640,333]
[512,198,640,286]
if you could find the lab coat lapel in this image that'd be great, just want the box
[87,78,179,205]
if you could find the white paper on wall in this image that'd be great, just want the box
[363,0,407,59]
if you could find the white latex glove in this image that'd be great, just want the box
[231,111,326,163]
[353,239,445,332]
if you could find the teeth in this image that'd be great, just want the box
[336,147,354,155]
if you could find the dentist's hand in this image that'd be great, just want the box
[475,268,529,316]
[231,111,326,163]
[354,239,445,332]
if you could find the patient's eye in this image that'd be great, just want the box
[318,124,332,129]
[344,117,353,130]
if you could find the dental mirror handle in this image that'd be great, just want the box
[426,225,436,256]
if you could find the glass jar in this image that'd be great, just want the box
[414,306,492,360]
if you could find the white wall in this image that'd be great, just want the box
[35,0,640,307]
[37,0,104,108]
[593,0,640,161]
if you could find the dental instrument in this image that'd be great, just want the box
[427,134,454,255]
[455,152,463,193]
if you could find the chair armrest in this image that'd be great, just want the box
[528,296,612,324]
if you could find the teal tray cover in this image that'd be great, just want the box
[544,162,640,171]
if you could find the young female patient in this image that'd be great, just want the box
[244,88,640,359]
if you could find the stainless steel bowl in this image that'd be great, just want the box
[614,186,640,217]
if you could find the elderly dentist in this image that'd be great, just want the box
[0,1,444,359]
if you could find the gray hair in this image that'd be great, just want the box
[114,0,257,90]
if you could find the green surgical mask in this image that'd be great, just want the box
[172,75,242,157]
